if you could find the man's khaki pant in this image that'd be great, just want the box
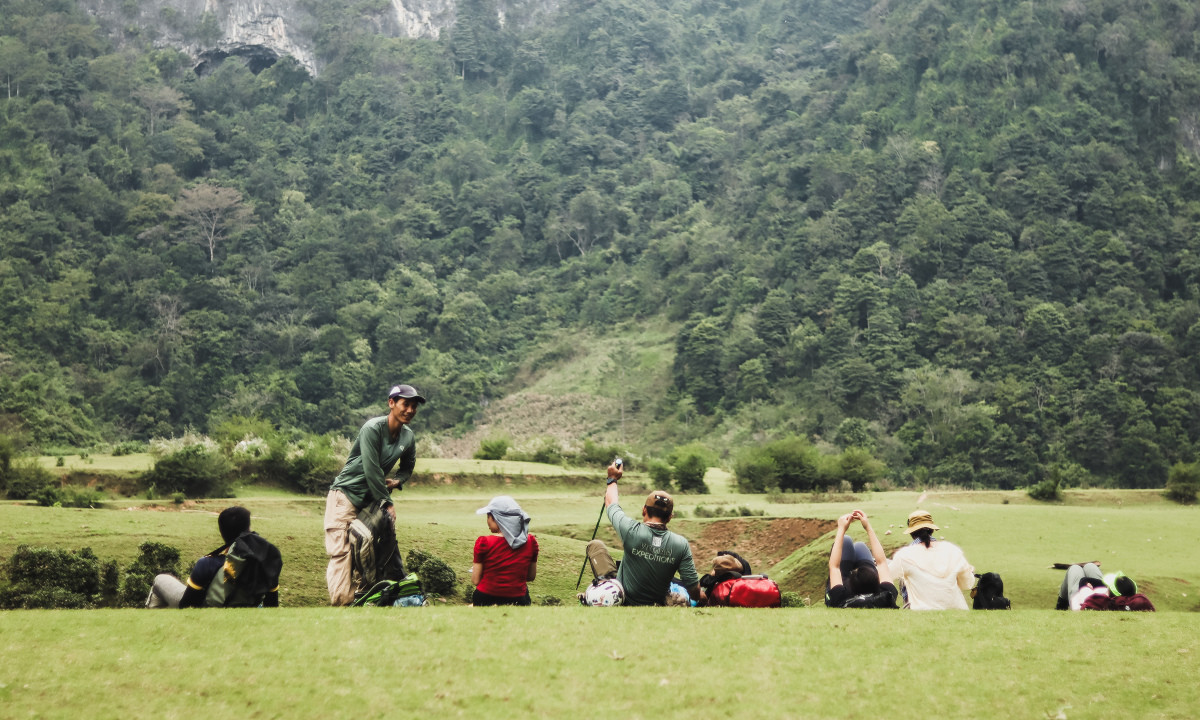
[586,539,619,580]
[324,489,358,606]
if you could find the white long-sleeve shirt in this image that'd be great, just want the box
[889,541,974,610]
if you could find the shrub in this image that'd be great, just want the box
[837,448,885,492]
[4,461,54,500]
[638,459,670,490]
[0,546,103,609]
[0,433,14,484]
[1165,462,1200,504]
[670,443,714,494]
[111,441,146,456]
[287,435,343,494]
[1027,473,1062,502]
[733,446,779,493]
[578,440,626,467]
[143,444,232,498]
[530,440,563,466]
[99,560,120,607]
[474,436,511,461]
[780,592,808,608]
[32,485,105,508]
[694,504,764,518]
[118,542,182,607]
[406,549,457,597]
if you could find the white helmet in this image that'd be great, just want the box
[583,578,624,607]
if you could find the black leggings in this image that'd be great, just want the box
[471,589,532,606]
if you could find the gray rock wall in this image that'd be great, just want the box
[78,0,556,77]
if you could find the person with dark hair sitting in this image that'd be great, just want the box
[146,506,282,608]
[888,510,974,610]
[583,461,700,606]
[825,510,897,609]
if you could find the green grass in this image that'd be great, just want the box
[0,609,1197,718]
[3,485,1200,717]
[3,484,1198,610]
[31,452,155,476]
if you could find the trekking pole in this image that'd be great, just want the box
[575,497,606,590]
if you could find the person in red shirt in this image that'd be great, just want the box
[470,496,538,606]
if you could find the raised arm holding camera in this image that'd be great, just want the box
[581,460,701,606]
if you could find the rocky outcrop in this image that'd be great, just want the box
[78,0,555,77]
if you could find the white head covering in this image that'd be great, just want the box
[476,495,531,549]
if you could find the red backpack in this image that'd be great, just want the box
[709,575,782,608]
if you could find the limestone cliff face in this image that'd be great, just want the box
[78,0,553,77]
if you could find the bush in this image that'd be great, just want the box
[118,542,182,607]
[1165,462,1200,504]
[836,448,885,492]
[474,436,511,461]
[693,504,764,518]
[508,438,565,465]
[530,440,563,466]
[0,546,103,609]
[780,591,808,608]
[1027,473,1062,502]
[143,444,232,498]
[5,461,55,500]
[111,441,146,456]
[287,435,343,494]
[733,446,779,493]
[670,443,714,494]
[578,440,627,467]
[0,433,14,485]
[406,549,457,597]
[32,485,105,508]
[646,459,673,490]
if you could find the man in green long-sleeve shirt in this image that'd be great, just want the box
[324,383,425,605]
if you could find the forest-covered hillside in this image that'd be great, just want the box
[1,0,1198,489]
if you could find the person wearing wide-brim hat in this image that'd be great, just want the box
[887,509,975,610]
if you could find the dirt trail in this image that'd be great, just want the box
[689,517,835,571]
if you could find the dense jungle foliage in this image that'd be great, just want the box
[1,0,1199,490]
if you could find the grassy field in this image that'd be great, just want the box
[3,469,1198,610]
[2,472,1199,718]
[1,608,1197,719]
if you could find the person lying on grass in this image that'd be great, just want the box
[825,510,898,609]
[146,506,282,608]
[1057,564,1155,612]
[470,495,538,607]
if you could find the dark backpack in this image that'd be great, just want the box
[349,500,406,595]
[204,532,283,608]
[709,575,782,608]
[971,572,1011,610]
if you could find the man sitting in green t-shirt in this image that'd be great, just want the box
[583,462,700,606]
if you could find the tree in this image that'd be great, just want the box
[133,85,190,136]
[173,185,253,263]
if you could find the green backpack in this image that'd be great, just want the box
[352,572,424,607]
